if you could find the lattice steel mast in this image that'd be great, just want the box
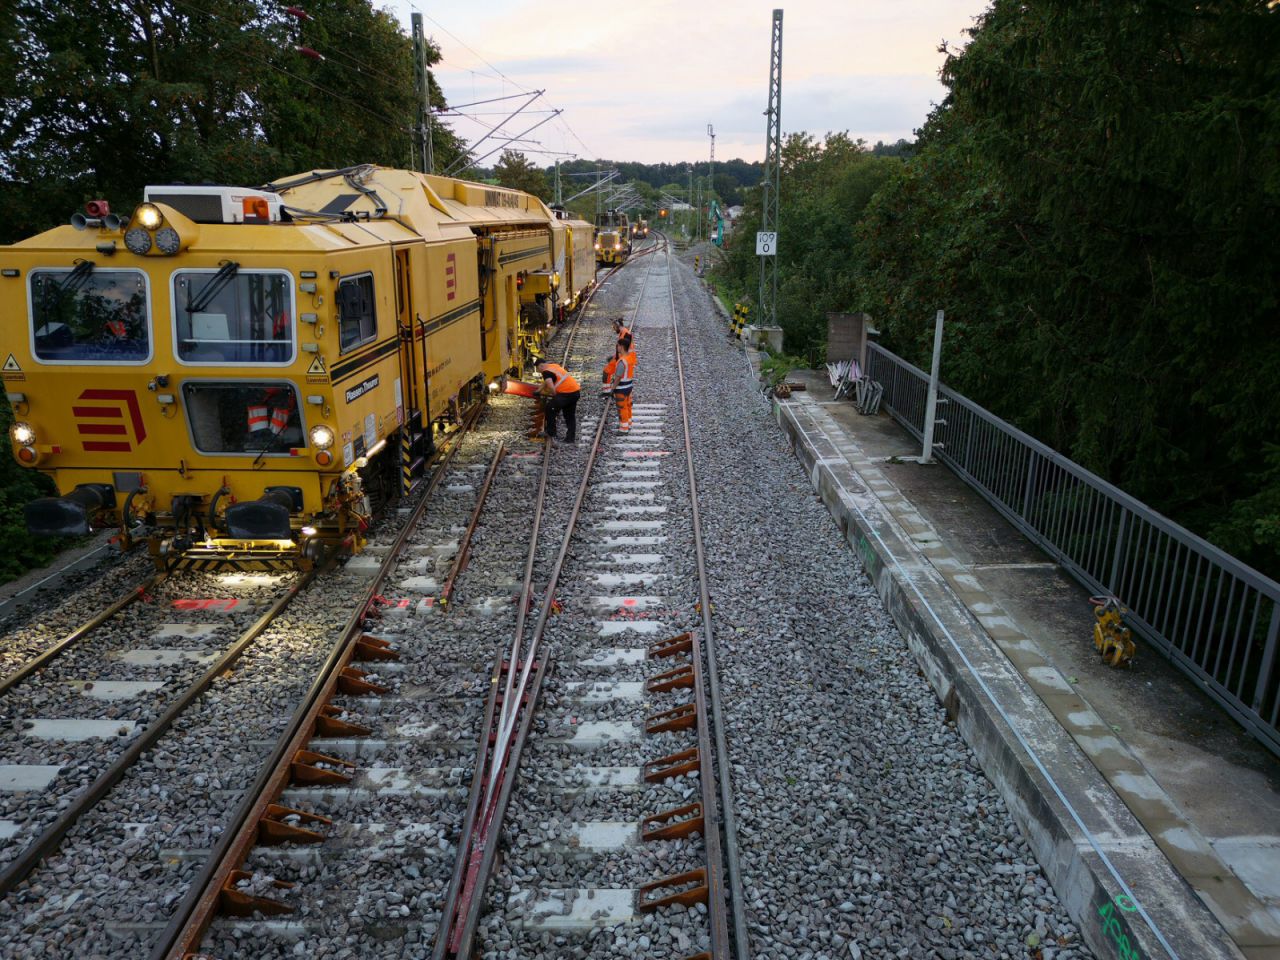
[412,13,433,174]
[758,9,783,327]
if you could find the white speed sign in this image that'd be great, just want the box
[756,231,777,256]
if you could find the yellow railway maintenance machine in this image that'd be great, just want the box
[2,165,594,570]
[594,209,632,267]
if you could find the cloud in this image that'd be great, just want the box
[387,0,985,162]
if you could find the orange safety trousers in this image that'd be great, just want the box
[614,390,633,427]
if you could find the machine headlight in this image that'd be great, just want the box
[133,203,163,230]
[124,228,152,255]
[614,242,622,250]
[154,226,181,255]
[9,422,34,445]
[310,424,335,450]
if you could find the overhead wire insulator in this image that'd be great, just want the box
[295,45,325,61]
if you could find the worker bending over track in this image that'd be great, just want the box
[536,358,581,443]
[603,335,637,432]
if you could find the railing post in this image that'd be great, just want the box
[921,310,944,463]
[1255,604,1279,714]
[1021,450,1037,524]
[1109,511,1129,596]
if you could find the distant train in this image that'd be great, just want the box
[594,209,632,266]
[632,218,649,240]
[2,165,596,567]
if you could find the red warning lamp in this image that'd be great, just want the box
[86,200,111,218]
[242,197,270,222]
[516,272,525,290]
[659,209,668,218]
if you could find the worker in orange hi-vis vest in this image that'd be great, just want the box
[612,317,632,350]
[535,358,582,442]
[602,336,636,432]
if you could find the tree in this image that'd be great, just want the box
[853,0,1280,580]
[494,150,549,200]
[0,0,465,245]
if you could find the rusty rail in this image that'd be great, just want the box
[438,441,505,608]
[151,408,481,960]
[433,251,658,958]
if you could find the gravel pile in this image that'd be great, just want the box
[668,246,1091,960]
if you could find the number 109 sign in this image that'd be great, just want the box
[756,231,777,256]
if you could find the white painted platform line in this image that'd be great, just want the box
[586,650,655,665]
[152,624,221,639]
[593,572,661,588]
[281,765,467,800]
[606,492,656,502]
[112,649,218,666]
[570,821,638,850]
[589,596,664,611]
[23,719,137,741]
[597,481,662,489]
[565,721,640,747]
[68,680,165,701]
[597,621,663,637]
[563,681,644,702]
[590,553,666,566]
[510,888,638,930]
[601,536,668,547]
[0,765,62,792]
[598,520,665,531]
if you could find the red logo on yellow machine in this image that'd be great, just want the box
[445,252,456,301]
[73,389,147,452]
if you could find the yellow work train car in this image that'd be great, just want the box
[1,165,580,567]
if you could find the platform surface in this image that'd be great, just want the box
[774,363,1280,960]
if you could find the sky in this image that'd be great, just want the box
[383,0,992,167]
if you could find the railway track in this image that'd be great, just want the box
[146,262,625,958]
[144,239,754,960]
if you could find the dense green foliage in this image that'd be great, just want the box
[0,0,467,246]
[495,150,551,201]
[718,133,901,363]
[719,0,1280,581]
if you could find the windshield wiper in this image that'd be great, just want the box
[186,261,240,314]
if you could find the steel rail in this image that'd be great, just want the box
[664,233,752,958]
[435,247,660,959]
[0,563,317,899]
[486,234,663,807]
[0,571,168,697]
[152,407,482,960]
[435,266,601,960]
[438,440,506,608]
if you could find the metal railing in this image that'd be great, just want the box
[865,342,1280,757]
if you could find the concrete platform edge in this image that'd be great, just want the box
[769,394,1243,960]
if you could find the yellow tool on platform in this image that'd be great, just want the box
[1090,596,1136,668]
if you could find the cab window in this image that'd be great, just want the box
[174,269,294,364]
[338,273,377,352]
[182,380,303,455]
[30,266,150,363]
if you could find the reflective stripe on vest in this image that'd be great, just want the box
[616,353,635,389]
[247,404,270,432]
[269,406,291,435]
